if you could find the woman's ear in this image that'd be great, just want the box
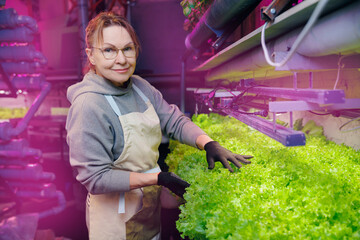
[86,48,96,65]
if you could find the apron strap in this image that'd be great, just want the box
[104,94,122,116]
[103,83,158,214]
[144,166,162,174]
[118,166,161,214]
[104,84,149,117]
[132,84,150,103]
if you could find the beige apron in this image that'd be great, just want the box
[86,84,162,240]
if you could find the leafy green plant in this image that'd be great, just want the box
[301,119,324,136]
[0,107,28,119]
[166,113,360,239]
[180,0,214,31]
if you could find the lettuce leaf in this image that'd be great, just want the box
[166,113,360,239]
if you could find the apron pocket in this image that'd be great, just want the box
[126,185,161,240]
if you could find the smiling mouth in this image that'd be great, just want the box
[113,68,129,73]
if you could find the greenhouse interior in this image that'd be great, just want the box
[0,0,359,239]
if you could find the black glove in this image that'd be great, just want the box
[204,141,253,172]
[158,172,190,198]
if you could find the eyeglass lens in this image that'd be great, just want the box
[101,44,136,59]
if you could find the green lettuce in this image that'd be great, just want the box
[166,113,360,239]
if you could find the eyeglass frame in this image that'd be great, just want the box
[90,43,138,59]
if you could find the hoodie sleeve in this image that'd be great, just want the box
[66,93,130,194]
[133,77,206,148]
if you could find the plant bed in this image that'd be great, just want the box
[166,113,360,239]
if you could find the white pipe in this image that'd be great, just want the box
[206,46,272,82]
[0,82,51,140]
[274,0,360,57]
[261,0,330,67]
[206,1,360,82]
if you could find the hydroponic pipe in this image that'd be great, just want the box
[0,159,28,167]
[0,27,35,43]
[2,62,43,74]
[180,59,186,113]
[0,81,51,141]
[39,191,66,219]
[0,74,45,90]
[13,81,51,134]
[185,19,214,52]
[185,0,262,52]
[0,62,16,97]
[0,147,42,158]
[284,0,360,57]
[0,139,30,151]
[14,185,57,198]
[6,189,66,218]
[0,45,47,64]
[78,0,89,72]
[205,45,269,81]
[205,0,262,35]
[0,8,38,32]
[206,0,360,81]
[8,182,56,192]
[11,182,54,189]
[0,164,55,181]
[0,163,42,178]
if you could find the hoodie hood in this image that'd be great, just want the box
[67,72,132,104]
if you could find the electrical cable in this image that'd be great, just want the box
[308,110,332,116]
[211,86,268,116]
[261,0,329,67]
[333,54,357,90]
[195,84,269,117]
[206,87,235,112]
[339,116,360,132]
[0,176,20,218]
[231,84,266,110]
[232,84,259,102]
[333,55,346,90]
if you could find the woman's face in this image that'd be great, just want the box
[87,25,137,87]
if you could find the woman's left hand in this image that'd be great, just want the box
[204,141,253,172]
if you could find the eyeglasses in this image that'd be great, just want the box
[91,44,137,59]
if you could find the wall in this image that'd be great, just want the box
[37,0,80,72]
[3,0,28,15]
[132,1,186,75]
[262,69,360,150]
[131,0,204,110]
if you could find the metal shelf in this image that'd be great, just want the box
[193,0,356,72]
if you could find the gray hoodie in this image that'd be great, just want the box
[66,72,205,194]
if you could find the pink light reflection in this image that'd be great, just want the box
[0,42,29,47]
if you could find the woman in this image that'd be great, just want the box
[66,12,252,240]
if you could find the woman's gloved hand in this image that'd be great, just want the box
[158,172,190,198]
[204,141,253,172]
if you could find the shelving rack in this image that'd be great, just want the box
[0,7,66,232]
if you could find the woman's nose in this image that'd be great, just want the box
[115,50,127,64]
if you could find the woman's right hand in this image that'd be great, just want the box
[157,172,190,198]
